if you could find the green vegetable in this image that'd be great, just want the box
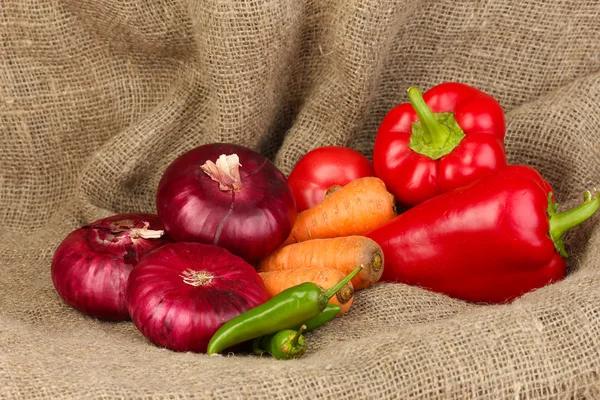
[252,325,307,360]
[295,303,341,332]
[206,266,362,355]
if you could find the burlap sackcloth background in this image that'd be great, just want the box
[2,0,600,398]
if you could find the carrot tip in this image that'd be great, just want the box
[372,252,383,273]
[323,265,363,299]
[335,284,354,304]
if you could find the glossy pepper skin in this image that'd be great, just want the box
[294,303,341,332]
[366,165,600,303]
[252,325,307,360]
[206,266,362,354]
[373,82,506,208]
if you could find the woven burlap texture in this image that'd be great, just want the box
[2,0,600,398]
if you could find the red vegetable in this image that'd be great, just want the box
[373,82,506,208]
[51,213,168,321]
[367,165,600,303]
[156,143,297,262]
[287,146,375,212]
[126,242,270,353]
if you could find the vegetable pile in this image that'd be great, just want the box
[51,82,600,360]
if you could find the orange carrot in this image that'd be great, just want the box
[283,177,396,246]
[257,236,384,290]
[258,267,355,314]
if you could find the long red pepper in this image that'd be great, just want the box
[366,165,600,303]
[373,82,506,208]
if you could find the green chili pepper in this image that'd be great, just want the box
[251,305,339,359]
[206,265,362,355]
[295,303,341,332]
[252,325,307,360]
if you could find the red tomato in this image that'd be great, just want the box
[287,146,376,212]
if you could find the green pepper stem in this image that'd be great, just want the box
[290,325,306,347]
[407,87,450,148]
[548,189,600,257]
[322,265,363,300]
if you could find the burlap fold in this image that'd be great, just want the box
[1,0,599,398]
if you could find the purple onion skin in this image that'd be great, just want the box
[51,213,169,321]
[156,143,297,263]
[126,242,270,353]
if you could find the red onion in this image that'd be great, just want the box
[51,213,168,321]
[126,241,270,353]
[156,143,297,262]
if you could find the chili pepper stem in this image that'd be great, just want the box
[290,325,307,347]
[407,87,449,148]
[322,265,363,300]
[548,189,600,257]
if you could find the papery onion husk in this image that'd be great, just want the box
[156,143,297,262]
[51,213,168,321]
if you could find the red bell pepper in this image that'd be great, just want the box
[373,82,506,208]
[366,165,600,303]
